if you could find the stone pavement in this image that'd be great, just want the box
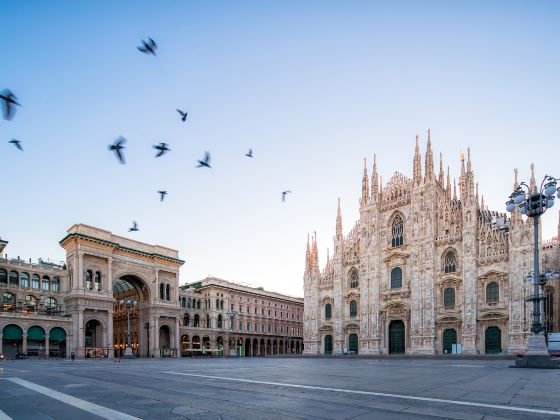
[0,357,559,419]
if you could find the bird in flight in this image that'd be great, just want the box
[158,190,167,202]
[9,139,23,151]
[245,149,253,158]
[196,152,211,168]
[282,191,292,202]
[153,143,170,157]
[108,137,127,164]
[177,109,188,122]
[137,37,157,56]
[0,89,21,120]
[129,221,139,232]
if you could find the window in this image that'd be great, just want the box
[86,270,93,290]
[391,216,404,247]
[45,297,57,308]
[246,322,250,331]
[444,251,457,273]
[220,300,224,310]
[390,267,403,289]
[9,270,19,287]
[197,300,200,309]
[325,303,332,319]
[3,292,16,306]
[349,300,357,317]
[349,270,359,288]
[216,298,220,309]
[217,315,223,329]
[51,277,60,292]
[0,269,6,285]
[184,313,190,326]
[21,272,30,288]
[94,271,102,291]
[261,324,264,332]
[25,295,37,308]
[42,275,50,291]
[188,298,192,308]
[486,282,499,304]
[32,274,40,289]
[238,321,242,331]
[160,283,165,299]
[194,314,200,327]
[254,323,258,332]
[166,284,170,301]
[444,287,455,308]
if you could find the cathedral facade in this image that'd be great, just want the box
[303,131,557,356]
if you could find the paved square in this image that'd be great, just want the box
[0,357,559,419]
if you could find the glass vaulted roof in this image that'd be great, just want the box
[113,278,135,294]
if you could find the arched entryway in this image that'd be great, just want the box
[259,339,265,356]
[113,275,150,358]
[237,338,244,356]
[389,320,405,354]
[84,320,103,357]
[442,329,457,355]
[192,335,201,355]
[324,335,333,355]
[485,326,501,354]
[26,326,46,357]
[49,327,67,358]
[181,334,190,357]
[2,324,23,358]
[202,336,211,356]
[349,333,358,354]
[273,339,278,355]
[159,326,171,357]
[245,338,251,357]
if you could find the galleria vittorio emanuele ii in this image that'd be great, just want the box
[303,132,560,356]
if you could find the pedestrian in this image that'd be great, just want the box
[71,352,75,361]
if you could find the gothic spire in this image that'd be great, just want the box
[453,178,457,200]
[530,163,536,192]
[446,166,451,198]
[438,152,444,185]
[413,134,422,184]
[424,129,434,181]
[361,158,369,206]
[467,147,472,174]
[336,198,343,238]
[371,154,379,201]
[305,234,310,270]
[312,231,319,268]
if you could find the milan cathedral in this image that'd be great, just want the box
[303,131,558,356]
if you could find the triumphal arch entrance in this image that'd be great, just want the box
[59,224,184,358]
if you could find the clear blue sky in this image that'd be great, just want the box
[2,1,559,297]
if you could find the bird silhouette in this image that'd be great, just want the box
[282,191,292,202]
[9,139,23,151]
[153,143,170,157]
[245,149,253,158]
[196,152,211,168]
[137,37,157,55]
[158,190,167,202]
[0,89,21,120]
[108,137,127,164]
[177,109,188,122]
[129,221,139,232]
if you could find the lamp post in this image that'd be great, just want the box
[120,298,137,359]
[226,311,238,356]
[506,174,560,368]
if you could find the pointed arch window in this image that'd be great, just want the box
[349,300,357,317]
[444,287,455,308]
[444,251,457,273]
[391,267,403,289]
[391,216,404,247]
[325,303,332,319]
[486,282,499,304]
[349,270,359,289]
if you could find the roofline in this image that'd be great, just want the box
[59,232,185,265]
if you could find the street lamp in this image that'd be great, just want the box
[120,298,137,359]
[226,311,238,356]
[506,174,560,368]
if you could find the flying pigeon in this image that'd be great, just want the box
[153,143,170,157]
[9,139,23,151]
[158,190,167,202]
[137,37,157,56]
[245,149,253,158]
[0,89,21,120]
[177,109,188,122]
[108,136,127,164]
[282,191,292,202]
[129,221,139,232]
[196,152,211,168]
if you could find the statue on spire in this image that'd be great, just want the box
[413,134,422,184]
[424,129,434,181]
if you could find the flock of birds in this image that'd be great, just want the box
[2,37,293,234]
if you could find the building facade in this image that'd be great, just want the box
[1,224,304,359]
[178,277,304,357]
[304,132,559,356]
[1,224,184,358]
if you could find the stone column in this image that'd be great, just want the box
[154,270,159,302]
[174,317,180,357]
[0,333,3,354]
[148,317,155,357]
[107,257,113,296]
[66,336,70,358]
[22,333,27,354]
[152,317,160,357]
[78,309,84,357]
[78,252,84,289]
[44,336,49,358]
[107,310,114,358]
